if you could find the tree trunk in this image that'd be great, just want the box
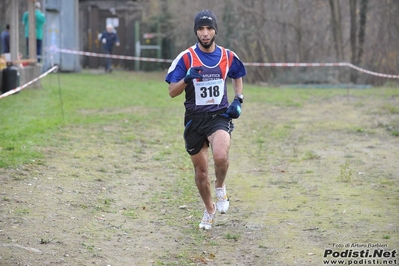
[349,0,357,83]
[329,0,344,62]
[293,0,304,63]
[356,0,369,66]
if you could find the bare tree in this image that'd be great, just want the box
[154,0,397,85]
[349,0,357,83]
[329,0,344,62]
[293,0,304,63]
[356,0,369,66]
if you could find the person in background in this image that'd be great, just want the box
[1,24,10,54]
[165,10,246,230]
[22,1,46,62]
[100,24,120,73]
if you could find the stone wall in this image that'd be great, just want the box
[19,65,42,89]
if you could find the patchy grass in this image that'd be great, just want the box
[0,71,398,265]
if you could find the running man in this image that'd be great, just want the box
[165,10,246,229]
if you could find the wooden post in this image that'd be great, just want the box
[10,0,19,62]
[156,23,162,69]
[134,21,140,71]
[28,0,37,62]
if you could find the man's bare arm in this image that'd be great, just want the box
[168,79,186,98]
[232,78,243,95]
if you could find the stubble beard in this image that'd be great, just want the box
[198,36,216,49]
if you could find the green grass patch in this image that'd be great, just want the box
[1,71,398,264]
[391,130,399,137]
[15,208,30,215]
[225,232,240,241]
[338,160,353,183]
[1,71,398,170]
[302,150,321,160]
[121,209,139,219]
[382,104,399,114]
[0,71,178,167]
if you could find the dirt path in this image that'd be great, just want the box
[1,93,398,265]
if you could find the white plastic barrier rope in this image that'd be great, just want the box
[0,65,59,99]
[345,63,399,79]
[51,48,173,63]
[243,62,399,79]
[244,62,348,67]
[50,47,399,79]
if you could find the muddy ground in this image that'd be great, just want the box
[0,88,398,265]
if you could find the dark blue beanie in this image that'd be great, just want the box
[194,10,218,34]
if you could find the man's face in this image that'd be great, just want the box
[196,26,216,49]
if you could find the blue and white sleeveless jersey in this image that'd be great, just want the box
[165,43,246,113]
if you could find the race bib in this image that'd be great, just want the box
[193,79,225,106]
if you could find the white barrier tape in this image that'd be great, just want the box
[50,47,399,79]
[243,62,348,67]
[244,62,399,79]
[0,65,59,99]
[50,47,173,63]
[346,63,399,79]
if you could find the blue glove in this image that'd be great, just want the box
[225,99,242,119]
[184,66,203,84]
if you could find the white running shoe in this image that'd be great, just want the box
[215,185,230,214]
[199,204,216,230]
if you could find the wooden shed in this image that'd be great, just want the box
[79,0,144,70]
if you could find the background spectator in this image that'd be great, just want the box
[1,24,10,54]
[22,1,46,62]
[100,24,120,73]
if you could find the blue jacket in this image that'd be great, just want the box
[100,31,119,51]
[1,29,10,53]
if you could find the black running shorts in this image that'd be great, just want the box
[183,110,234,155]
